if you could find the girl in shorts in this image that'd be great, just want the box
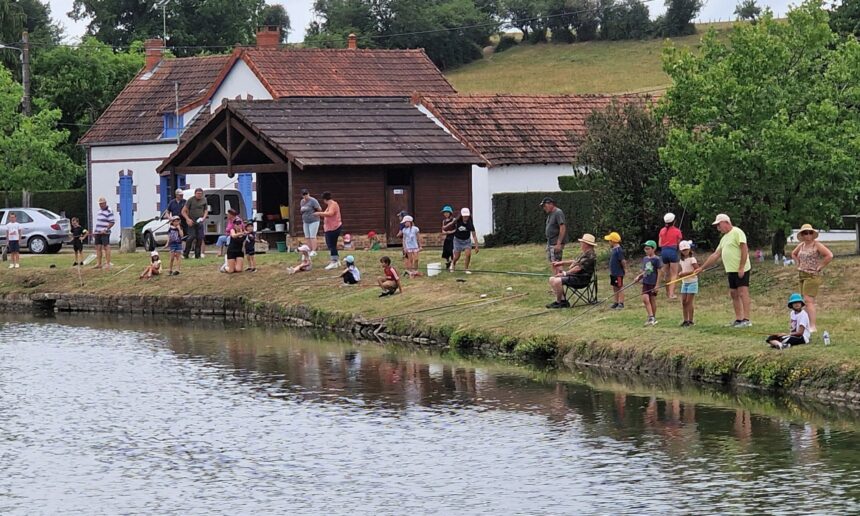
[243,222,257,272]
[397,215,421,277]
[167,216,184,275]
[677,240,698,327]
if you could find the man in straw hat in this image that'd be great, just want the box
[695,213,752,327]
[547,233,597,308]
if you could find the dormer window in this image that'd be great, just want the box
[162,113,184,139]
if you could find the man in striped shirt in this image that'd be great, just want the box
[94,196,115,269]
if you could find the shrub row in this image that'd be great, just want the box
[484,191,593,247]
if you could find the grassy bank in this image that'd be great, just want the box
[446,22,734,94]
[2,243,859,397]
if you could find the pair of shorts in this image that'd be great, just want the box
[610,275,624,288]
[453,237,472,252]
[660,246,679,264]
[547,244,563,263]
[342,271,358,284]
[303,221,320,239]
[169,243,182,253]
[72,239,83,252]
[245,249,256,256]
[405,247,420,254]
[226,250,244,260]
[799,271,822,297]
[94,233,110,246]
[562,274,590,288]
[680,281,699,295]
[641,283,657,296]
[727,271,750,289]
[7,240,19,253]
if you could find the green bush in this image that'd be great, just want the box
[0,192,23,208]
[495,35,520,53]
[29,190,87,227]
[484,191,593,247]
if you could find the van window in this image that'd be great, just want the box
[206,194,220,216]
[224,194,242,218]
[10,210,33,223]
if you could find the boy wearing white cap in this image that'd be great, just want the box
[696,213,752,327]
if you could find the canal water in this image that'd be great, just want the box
[2,315,860,514]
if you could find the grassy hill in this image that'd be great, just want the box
[446,22,734,95]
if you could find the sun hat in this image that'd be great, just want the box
[539,196,556,206]
[787,293,805,308]
[798,223,819,239]
[461,207,471,217]
[150,250,159,257]
[97,196,107,203]
[345,255,355,263]
[679,240,691,251]
[297,244,310,252]
[712,213,731,225]
[643,240,657,249]
[664,212,676,224]
[441,205,453,213]
[603,231,621,243]
[402,215,414,223]
[578,233,597,246]
[344,233,352,242]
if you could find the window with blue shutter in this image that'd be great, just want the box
[162,113,184,139]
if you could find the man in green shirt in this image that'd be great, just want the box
[696,213,752,327]
[181,188,209,259]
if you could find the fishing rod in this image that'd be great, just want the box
[370,293,528,322]
[420,293,529,320]
[454,269,551,277]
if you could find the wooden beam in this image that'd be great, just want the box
[179,119,227,167]
[175,163,286,175]
[230,138,248,160]
[226,109,233,177]
[212,139,229,161]
[229,117,287,165]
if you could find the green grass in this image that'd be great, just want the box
[446,22,735,94]
[2,242,859,395]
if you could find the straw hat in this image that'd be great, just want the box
[578,233,597,246]
[798,223,819,239]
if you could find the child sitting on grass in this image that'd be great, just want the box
[377,256,402,297]
[604,231,626,310]
[634,240,662,326]
[677,240,699,327]
[340,255,361,285]
[366,231,381,251]
[167,216,183,276]
[139,251,162,279]
[766,293,811,350]
[397,215,421,277]
[287,244,312,274]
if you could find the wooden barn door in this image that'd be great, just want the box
[386,169,413,245]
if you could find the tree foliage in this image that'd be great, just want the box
[600,0,650,40]
[260,4,291,42]
[0,66,79,192]
[734,0,762,23]
[69,0,288,54]
[568,100,678,254]
[659,0,860,250]
[829,0,860,39]
[654,0,701,37]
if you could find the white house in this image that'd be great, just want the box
[415,94,645,240]
[80,29,457,241]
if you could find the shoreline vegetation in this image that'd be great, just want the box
[1,244,859,402]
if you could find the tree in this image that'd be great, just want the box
[568,99,677,255]
[600,0,650,40]
[659,1,860,253]
[657,0,701,36]
[830,0,860,39]
[0,67,80,192]
[734,0,761,23]
[31,38,143,172]
[260,4,291,42]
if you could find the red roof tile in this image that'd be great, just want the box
[417,94,649,167]
[79,55,231,146]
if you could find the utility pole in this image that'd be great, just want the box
[21,31,30,116]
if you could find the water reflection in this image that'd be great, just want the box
[1,315,860,514]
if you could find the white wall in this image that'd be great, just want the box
[471,163,574,240]
[209,58,273,110]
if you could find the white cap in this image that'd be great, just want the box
[460,208,471,217]
[664,212,675,224]
[150,250,159,257]
[297,244,310,252]
[712,213,731,225]
[402,215,413,223]
[175,188,184,195]
[679,240,691,251]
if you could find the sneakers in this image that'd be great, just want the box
[732,319,752,328]
[770,339,791,350]
[309,251,317,257]
[610,302,624,310]
[645,316,658,326]
[546,300,571,309]
[680,320,695,327]
[324,261,340,271]
[610,303,618,309]
[379,289,396,297]
[170,270,180,276]
[8,264,14,269]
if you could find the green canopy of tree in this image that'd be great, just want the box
[659,0,860,250]
[260,4,290,42]
[306,0,498,70]
[31,37,143,173]
[734,0,762,23]
[69,0,289,54]
[829,0,860,39]
[0,66,80,192]
[654,0,701,37]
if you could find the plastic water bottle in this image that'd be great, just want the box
[774,254,780,265]
[823,331,831,346]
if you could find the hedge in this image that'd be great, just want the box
[484,191,593,247]
[0,190,87,227]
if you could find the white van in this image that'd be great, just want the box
[141,188,249,251]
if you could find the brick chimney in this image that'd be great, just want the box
[256,26,281,49]
[144,38,164,71]
[348,33,357,50]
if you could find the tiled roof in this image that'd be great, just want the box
[79,55,231,146]
[242,48,457,97]
[159,97,483,170]
[418,94,649,166]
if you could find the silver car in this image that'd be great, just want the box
[0,208,71,254]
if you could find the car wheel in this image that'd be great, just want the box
[47,244,62,254]
[143,232,156,252]
[28,236,48,254]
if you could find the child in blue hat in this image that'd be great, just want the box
[766,293,811,350]
[340,255,361,285]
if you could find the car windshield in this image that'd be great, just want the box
[36,209,60,220]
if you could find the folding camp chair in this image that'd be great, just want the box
[563,272,598,307]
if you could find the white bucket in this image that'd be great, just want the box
[427,262,442,277]
[275,223,286,232]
